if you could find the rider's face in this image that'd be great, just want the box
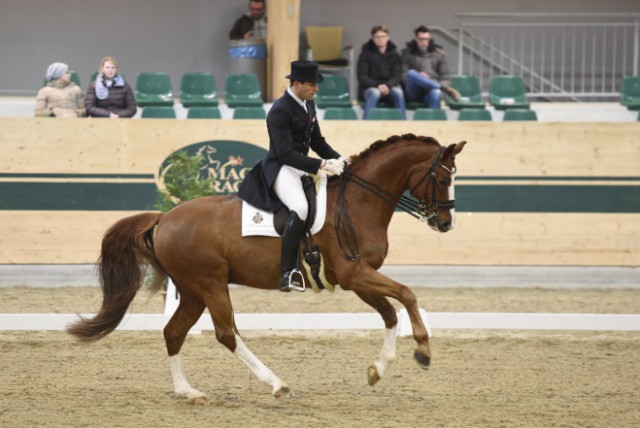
[293,81,318,101]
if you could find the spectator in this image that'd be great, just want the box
[401,25,460,109]
[357,25,406,120]
[237,60,346,292]
[35,62,85,118]
[85,56,137,118]
[229,0,267,40]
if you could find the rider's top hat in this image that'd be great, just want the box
[285,60,324,83]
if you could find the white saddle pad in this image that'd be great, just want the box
[242,173,328,237]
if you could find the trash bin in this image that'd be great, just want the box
[228,39,267,101]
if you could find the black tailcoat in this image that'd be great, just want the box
[237,90,341,212]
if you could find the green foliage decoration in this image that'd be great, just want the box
[156,150,215,212]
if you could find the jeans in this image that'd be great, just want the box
[405,69,442,109]
[363,86,406,119]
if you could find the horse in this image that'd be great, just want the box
[66,133,466,403]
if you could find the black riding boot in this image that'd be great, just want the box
[279,211,306,292]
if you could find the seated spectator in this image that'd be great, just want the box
[401,25,460,109]
[229,0,267,40]
[35,62,85,118]
[85,56,137,118]
[357,25,406,120]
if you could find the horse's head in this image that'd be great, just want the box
[408,140,466,233]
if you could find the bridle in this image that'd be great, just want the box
[409,146,457,223]
[334,146,456,261]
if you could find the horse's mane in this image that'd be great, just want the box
[348,133,441,168]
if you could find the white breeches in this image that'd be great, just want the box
[273,165,308,220]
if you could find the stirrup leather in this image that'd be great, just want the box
[281,269,306,292]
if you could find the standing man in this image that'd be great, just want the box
[401,25,460,109]
[237,61,347,292]
[229,0,267,40]
[357,25,406,120]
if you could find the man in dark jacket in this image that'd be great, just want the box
[229,0,267,40]
[401,25,460,109]
[356,25,406,119]
[237,61,347,292]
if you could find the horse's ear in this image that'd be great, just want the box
[443,141,466,159]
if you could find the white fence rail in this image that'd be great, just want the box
[1,312,639,334]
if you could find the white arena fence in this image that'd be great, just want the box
[2,274,639,334]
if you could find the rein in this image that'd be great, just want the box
[334,146,455,261]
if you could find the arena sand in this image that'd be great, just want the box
[0,286,638,427]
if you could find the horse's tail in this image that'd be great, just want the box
[66,212,166,342]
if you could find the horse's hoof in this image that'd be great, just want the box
[367,364,380,386]
[414,349,431,369]
[187,396,208,406]
[273,385,291,399]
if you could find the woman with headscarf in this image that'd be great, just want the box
[35,62,86,118]
[85,56,137,118]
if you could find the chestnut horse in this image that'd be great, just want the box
[67,133,466,402]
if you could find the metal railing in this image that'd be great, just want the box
[455,13,640,101]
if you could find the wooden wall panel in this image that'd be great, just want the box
[1,118,638,265]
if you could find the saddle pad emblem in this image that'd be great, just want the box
[252,212,264,224]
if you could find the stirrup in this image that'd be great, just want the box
[280,269,306,292]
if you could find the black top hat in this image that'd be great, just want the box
[286,60,324,83]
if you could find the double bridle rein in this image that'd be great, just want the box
[334,146,456,261]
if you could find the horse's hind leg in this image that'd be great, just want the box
[355,292,398,386]
[203,288,290,398]
[163,288,208,403]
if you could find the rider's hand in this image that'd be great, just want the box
[338,156,350,165]
[321,158,345,176]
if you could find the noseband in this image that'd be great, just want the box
[335,146,456,260]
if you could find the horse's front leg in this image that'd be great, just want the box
[355,292,398,386]
[343,266,431,370]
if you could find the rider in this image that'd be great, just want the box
[237,60,347,292]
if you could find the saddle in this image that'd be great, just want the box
[241,174,334,292]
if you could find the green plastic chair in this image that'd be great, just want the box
[232,106,266,119]
[224,73,263,107]
[367,107,404,120]
[316,74,351,108]
[488,75,530,110]
[413,108,447,121]
[187,107,221,119]
[405,101,429,110]
[141,106,176,119]
[135,72,174,107]
[180,73,218,107]
[43,70,81,88]
[503,109,538,121]
[458,108,492,121]
[323,107,358,120]
[444,75,485,110]
[620,75,640,110]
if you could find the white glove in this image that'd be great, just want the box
[321,158,345,176]
[338,156,351,165]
